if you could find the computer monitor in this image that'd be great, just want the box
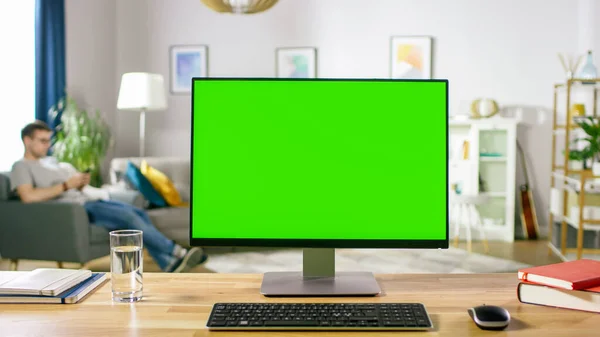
[190,78,448,296]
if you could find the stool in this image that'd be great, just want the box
[449,194,489,253]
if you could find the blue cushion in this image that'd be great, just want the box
[124,161,167,207]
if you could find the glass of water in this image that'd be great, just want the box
[110,230,143,302]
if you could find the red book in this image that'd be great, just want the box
[517,259,600,290]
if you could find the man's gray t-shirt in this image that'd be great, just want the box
[10,157,89,204]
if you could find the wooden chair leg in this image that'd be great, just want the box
[9,259,18,271]
[464,204,472,253]
[470,204,489,254]
[453,203,462,248]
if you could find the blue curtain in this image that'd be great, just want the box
[35,0,65,130]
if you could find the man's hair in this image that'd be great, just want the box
[21,120,52,141]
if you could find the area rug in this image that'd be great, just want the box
[204,247,531,274]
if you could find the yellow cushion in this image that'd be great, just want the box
[140,160,187,207]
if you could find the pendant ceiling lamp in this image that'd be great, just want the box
[201,0,279,14]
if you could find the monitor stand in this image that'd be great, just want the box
[260,248,381,297]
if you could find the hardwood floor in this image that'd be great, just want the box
[455,239,562,266]
[0,240,562,272]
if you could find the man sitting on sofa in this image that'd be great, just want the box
[10,120,206,273]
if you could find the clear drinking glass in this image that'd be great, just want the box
[110,230,143,302]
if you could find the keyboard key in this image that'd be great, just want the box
[384,321,407,327]
[265,321,319,327]
[210,320,226,327]
[349,316,378,321]
[417,319,430,327]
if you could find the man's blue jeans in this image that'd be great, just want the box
[84,200,176,271]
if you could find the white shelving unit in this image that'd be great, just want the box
[449,118,519,242]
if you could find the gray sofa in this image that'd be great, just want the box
[108,157,191,247]
[0,173,114,265]
[0,157,192,267]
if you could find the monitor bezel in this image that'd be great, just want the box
[189,77,449,249]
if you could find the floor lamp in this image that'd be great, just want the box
[117,72,167,157]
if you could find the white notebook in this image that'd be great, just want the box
[0,268,92,296]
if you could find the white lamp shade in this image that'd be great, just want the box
[117,72,167,111]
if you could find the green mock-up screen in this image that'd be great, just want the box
[191,79,447,243]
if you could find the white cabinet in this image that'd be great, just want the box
[449,119,518,242]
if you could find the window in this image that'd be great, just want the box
[0,0,35,172]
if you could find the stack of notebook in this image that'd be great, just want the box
[0,268,108,304]
[517,259,600,313]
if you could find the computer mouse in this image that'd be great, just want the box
[467,305,510,330]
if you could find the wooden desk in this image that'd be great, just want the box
[0,273,598,336]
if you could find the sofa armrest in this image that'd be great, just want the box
[108,189,147,208]
[0,202,92,263]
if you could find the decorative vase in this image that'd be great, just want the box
[470,98,499,118]
[579,50,597,84]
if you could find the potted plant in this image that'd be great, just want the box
[566,148,591,170]
[569,116,600,181]
[49,95,113,187]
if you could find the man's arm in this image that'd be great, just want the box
[10,161,85,203]
[16,183,66,203]
[60,162,91,190]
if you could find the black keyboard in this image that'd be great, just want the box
[206,303,433,330]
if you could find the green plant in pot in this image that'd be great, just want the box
[49,95,112,187]
[569,116,600,172]
[566,148,592,170]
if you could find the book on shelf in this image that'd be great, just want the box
[0,268,92,296]
[0,272,107,304]
[517,259,600,290]
[517,281,600,313]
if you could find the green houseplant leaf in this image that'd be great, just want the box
[49,95,112,187]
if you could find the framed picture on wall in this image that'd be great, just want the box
[390,36,433,79]
[169,45,208,94]
[276,47,317,78]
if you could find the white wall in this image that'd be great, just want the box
[115,0,151,156]
[68,0,593,238]
[124,0,578,163]
[65,0,117,176]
